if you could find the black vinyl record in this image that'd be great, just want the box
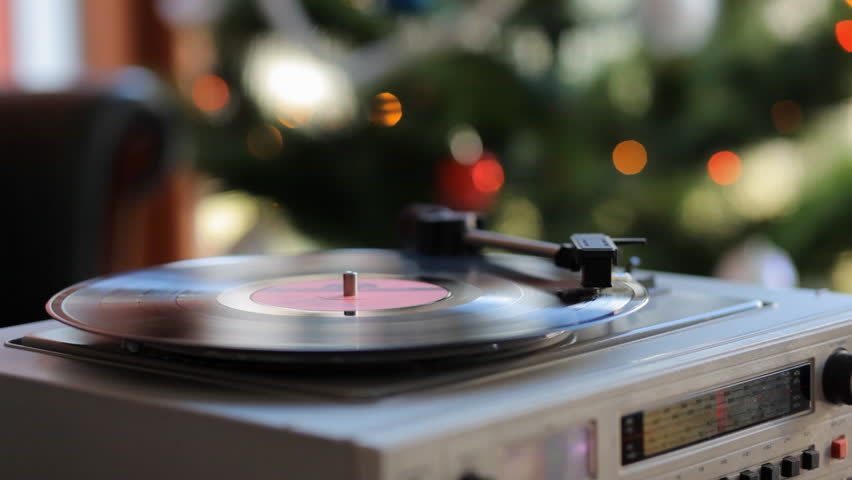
[46,249,648,354]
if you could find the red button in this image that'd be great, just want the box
[832,436,848,459]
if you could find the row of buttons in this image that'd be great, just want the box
[720,448,819,479]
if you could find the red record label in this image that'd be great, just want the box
[250,277,449,311]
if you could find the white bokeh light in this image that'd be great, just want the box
[731,139,804,221]
[639,0,719,58]
[244,35,356,129]
[508,26,554,78]
[763,0,829,43]
[449,125,484,165]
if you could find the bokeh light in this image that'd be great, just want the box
[191,74,229,113]
[508,26,553,78]
[277,115,297,129]
[679,185,743,239]
[370,92,403,126]
[449,125,483,165]
[557,22,641,87]
[707,151,742,185]
[731,139,803,220]
[612,140,647,175]
[276,109,313,129]
[771,100,802,134]
[639,0,718,58]
[763,0,829,43]
[608,63,652,116]
[244,36,355,130]
[832,251,852,293]
[836,20,852,52]
[570,0,634,20]
[195,190,259,256]
[247,124,284,159]
[715,236,798,288]
[493,195,543,240]
[437,152,503,211]
[472,155,505,193]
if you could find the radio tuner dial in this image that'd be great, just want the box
[823,349,852,404]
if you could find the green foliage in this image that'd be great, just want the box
[192,0,852,286]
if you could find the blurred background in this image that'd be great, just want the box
[3,0,852,323]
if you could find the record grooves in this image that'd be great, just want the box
[46,249,648,362]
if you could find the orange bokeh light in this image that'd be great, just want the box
[707,151,742,185]
[370,92,403,126]
[276,108,314,129]
[472,156,505,193]
[771,100,802,134]
[612,140,648,175]
[191,74,229,113]
[836,21,852,52]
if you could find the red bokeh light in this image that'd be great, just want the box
[707,151,742,185]
[438,152,504,211]
[836,21,852,52]
[472,156,505,193]
[191,74,229,113]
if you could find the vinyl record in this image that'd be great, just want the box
[46,249,648,353]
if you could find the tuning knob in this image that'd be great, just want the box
[823,349,852,404]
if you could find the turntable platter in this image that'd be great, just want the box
[46,250,648,354]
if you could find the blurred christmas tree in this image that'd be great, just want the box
[185,0,852,290]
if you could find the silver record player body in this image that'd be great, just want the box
[1,255,852,480]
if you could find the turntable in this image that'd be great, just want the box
[1,206,852,480]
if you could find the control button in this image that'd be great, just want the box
[823,349,852,404]
[802,447,820,470]
[759,463,780,480]
[739,470,759,480]
[781,455,801,477]
[832,436,848,459]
